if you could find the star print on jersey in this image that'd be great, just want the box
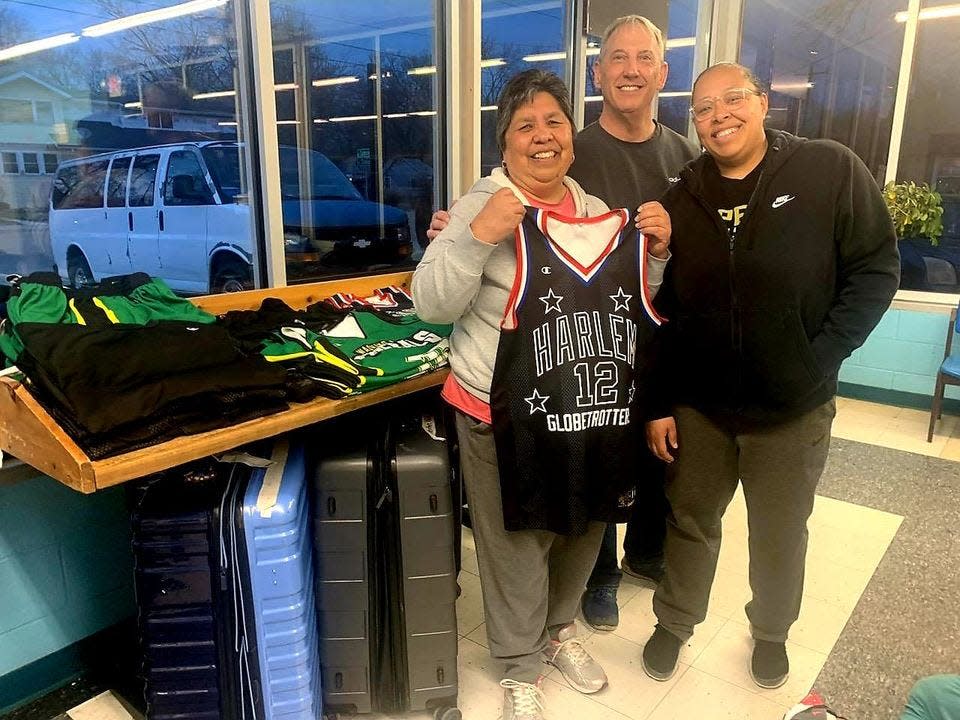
[524,388,550,414]
[628,382,636,404]
[539,288,564,315]
[609,286,632,312]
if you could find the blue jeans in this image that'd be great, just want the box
[586,449,668,590]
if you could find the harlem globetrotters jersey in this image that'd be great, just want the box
[490,207,663,535]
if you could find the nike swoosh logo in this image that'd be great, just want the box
[771,194,796,209]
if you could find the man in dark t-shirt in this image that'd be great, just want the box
[569,15,699,632]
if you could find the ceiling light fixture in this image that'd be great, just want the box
[328,114,377,122]
[522,51,566,62]
[895,4,960,21]
[193,89,236,99]
[81,0,228,37]
[0,33,79,61]
[312,75,360,86]
[771,81,814,91]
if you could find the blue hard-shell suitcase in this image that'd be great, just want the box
[133,441,322,720]
[233,439,323,720]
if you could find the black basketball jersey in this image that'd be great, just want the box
[490,207,663,535]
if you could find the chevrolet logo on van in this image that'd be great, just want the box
[353,238,372,249]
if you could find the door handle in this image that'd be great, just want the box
[159,210,164,231]
[128,211,133,231]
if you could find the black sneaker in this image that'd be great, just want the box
[751,640,789,689]
[621,557,665,585]
[580,587,619,631]
[642,625,682,681]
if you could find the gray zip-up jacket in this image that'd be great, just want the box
[412,169,666,404]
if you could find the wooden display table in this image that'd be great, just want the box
[0,272,448,493]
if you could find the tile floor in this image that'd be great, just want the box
[51,397,956,720]
[373,397,935,720]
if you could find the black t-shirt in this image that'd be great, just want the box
[569,121,700,210]
[700,155,765,236]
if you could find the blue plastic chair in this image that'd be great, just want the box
[927,302,960,441]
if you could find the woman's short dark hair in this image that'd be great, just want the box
[692,62,767,95]
[495,69,576,155]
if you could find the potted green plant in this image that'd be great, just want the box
[883,180,944,244]
[885,181,951,291]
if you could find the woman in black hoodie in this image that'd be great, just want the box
[639,62,900,689]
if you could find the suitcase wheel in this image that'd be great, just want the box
[434,707,462,720]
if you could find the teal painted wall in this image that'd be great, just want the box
[0,474,135,678]
[839,306,959,400]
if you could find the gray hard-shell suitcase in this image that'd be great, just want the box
[312,409,460,720]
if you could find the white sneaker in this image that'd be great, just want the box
[500,678,546,720]
[542,623,608,694]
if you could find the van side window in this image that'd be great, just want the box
[129,154,160,207]
[52,160,109,210]
[107,157,133,208]
[164,151,214,206]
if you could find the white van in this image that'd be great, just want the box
[49,141,413,293]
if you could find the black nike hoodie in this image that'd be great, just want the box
[648,129,900,424]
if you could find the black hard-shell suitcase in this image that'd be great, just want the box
[313,407,461,720]
[132,462,244,720]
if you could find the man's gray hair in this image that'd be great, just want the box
[598,15,666,63]
[495,69,576,155]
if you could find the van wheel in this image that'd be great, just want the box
[211,258,253,293]
[68,256,94,288]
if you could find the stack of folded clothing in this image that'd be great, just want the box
[0,274,453,459]
[0,272,288,458]
[220,297,370,401]
[222,286,452,398]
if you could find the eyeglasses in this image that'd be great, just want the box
[689,88,764,121]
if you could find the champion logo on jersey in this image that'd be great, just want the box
[540,266,552,275]
[772,194,796,208]
[668,176,680,184]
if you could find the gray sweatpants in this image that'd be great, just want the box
[456,411,605,683]
[653,400,835,643]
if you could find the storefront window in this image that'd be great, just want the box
[894,1,960,293]
[0,0,256,294]
[481,1,567,177]
[740,0,904,181]
[268,1,441,281]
